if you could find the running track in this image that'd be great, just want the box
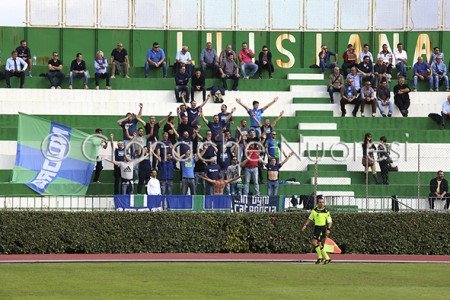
[0,253,449,263]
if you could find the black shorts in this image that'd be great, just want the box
[312,226,327,242]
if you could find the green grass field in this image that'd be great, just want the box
[0,262,448,299]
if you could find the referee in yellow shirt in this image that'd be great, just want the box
[301,195,332,264]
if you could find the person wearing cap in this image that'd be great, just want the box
[110,42,130,78]
[301,195,333,264]
[236,97,278,137]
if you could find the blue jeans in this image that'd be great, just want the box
[220,169,230,195]
[195,172,205,194]
[47,71,65,87]
[160,180,173,195]
[433,75,449,90]
[319,60,337,73]
[244,167,259,196]
[69,71,89,85]
[327,86,340,102]
[175,85,190,102]
[230,182,243,196]
[145,61,168,78]
[267,180,279,196]
[121,180,133,195]
[181,178,196,195]
[395,62,407,78]
[377,100,394,116]
[413,75,433,89]
[241,62,258,78]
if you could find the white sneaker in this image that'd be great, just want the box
[84,85,89,89]
[361,113,365,117]
[56,86,61,89]
[50,86,55,89]
[372,113,376,117]
[125,75,130,78]
[106,86,111,90]
[111,75,115,79]
[68,85,72,89]
[95,86,100,90]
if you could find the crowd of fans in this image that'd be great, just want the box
[0,40,274,96]
[322,43,449,118]
[95,99,293,196]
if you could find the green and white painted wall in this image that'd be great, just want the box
[1,26,449,69]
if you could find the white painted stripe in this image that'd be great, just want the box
[287,74,324,80]
[290,85,326,93]
[300,136,341,143]
[318,191,355,197]
[292,104,333,111]
[314,177,352,185]
[298,123,337,130]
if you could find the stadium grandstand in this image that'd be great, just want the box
[0,0,450,212]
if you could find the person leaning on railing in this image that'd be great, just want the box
[428,170,449,210]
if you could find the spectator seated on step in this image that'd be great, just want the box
[412,56,432,92]
[374,57,388,88]
[200,42,219,77]
[174,65,190,103]
[257,45,274,79]
[175,46,194,77]
[359,81,376,117]
[428,170,450,210]
[393,76,411,117]
[69,53,90,90]
[110,42,130,78]
[429,46,444,65]
[440,95,450,130]
[393,43,408,78]
[359,44,374,64]
[340,78,360,117]
[327,66,344,103]
[145,42,167,78]
[219,53,240,91]
[47,51,65,89]
[318,44,338,74]
[94,50,111,90]
[431,55,450,92]
[5,50,27,88]
[342,44,357,77]
[219,44,237,65]
[191,68,206,102]
[358,55,375,87]
[376,79,393,117]
[377,44,393,77]
[16,39,33,77]
[347,66,362,96]
[238,42,258,79]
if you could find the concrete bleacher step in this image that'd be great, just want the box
[298,123,337,130]
[313,177,351,185]
[293,98,329,104]
[287,74,324,80]
[300,136,340,144]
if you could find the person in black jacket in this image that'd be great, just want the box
[257,45,274,79]
[377,136,390,185]
[174,65,190,102]
[428,170,449,209]
[191,69,206,102]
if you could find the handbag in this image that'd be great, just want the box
[361,155,374,167]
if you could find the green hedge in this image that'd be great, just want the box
[0,211,449,255]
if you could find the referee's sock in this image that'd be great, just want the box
[321,246,330,260]
[315,246,323,259]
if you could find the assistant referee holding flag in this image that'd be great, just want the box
[301,195,333,264]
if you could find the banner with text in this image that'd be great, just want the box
[232,195,280,212]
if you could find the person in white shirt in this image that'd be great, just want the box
[441,95,450,130]
[176,46,194,76]
[5,50,28,88]
[104,149,149,194]
[394,43,408,78]
[147,169,161,195]
[359,44,373,63]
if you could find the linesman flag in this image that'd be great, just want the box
[11,113,103,195]
[324,238,342,254]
